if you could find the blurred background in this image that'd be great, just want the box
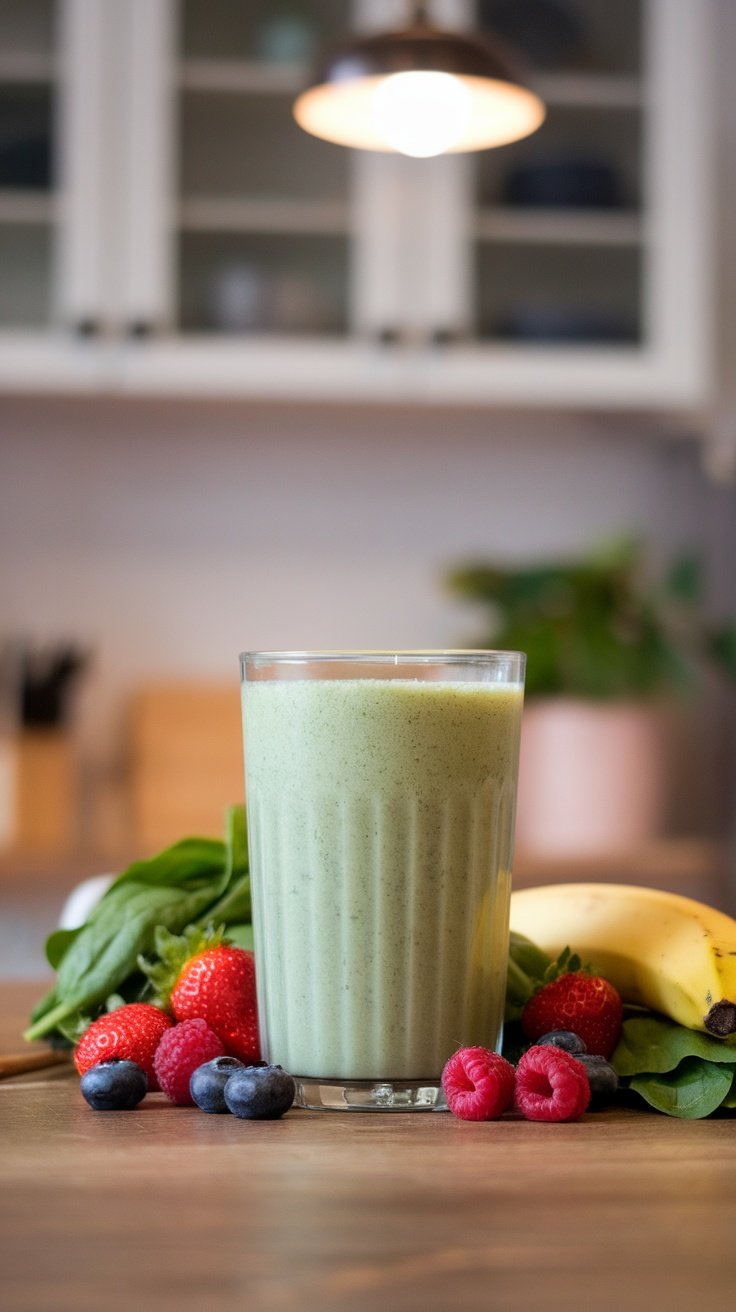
[1,0,735,975]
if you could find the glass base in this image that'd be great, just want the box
[294,1077,448,1112]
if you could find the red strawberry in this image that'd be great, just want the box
[75,1003,173,1089]
[141,926,260,1064]
[522,971,623,1059]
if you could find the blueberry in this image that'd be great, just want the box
[537,1030,587,1055]
[80,1059,147,1111]
[223,1064,296,1120]
[575,1053,619,1103]
[190,1056,245,1113]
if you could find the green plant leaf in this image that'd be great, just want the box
[445,537,735,700]
[665,555,702,605]
[223,922,254,952]
[45,926,82,970]
[24,836,230,1041]
[630,1059,733,1119]
[720,1071,736,1110]
[612,1015,736,1077]
[708,625,736,685]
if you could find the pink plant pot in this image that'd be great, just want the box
[515,698,667,859]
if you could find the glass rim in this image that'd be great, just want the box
[240,649,525,666]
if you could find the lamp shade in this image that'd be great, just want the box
[293,18,545,157]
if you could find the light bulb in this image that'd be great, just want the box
[372,70,471,158]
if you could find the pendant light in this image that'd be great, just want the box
[293,2,545,159]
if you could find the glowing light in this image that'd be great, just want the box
[371,70,471,158]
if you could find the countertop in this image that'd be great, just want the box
[2,980,735,1312]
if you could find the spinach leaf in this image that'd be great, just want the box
[45,926,82,970]
[198,808,250,927]
[720,1072,736,1110]
[29,984,58,1026]
[612,1015,736,1077]
[24,836,229,1041]
[25,809,253,1045]
[630,1059,734,1119]
[223,922,254,952]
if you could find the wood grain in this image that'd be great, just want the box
[2,982,735,1312]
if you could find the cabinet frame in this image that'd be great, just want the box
[0,0,716,412]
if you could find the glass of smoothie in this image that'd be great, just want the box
[240,651,525,1111]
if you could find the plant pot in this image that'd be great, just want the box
[515,698,667,859]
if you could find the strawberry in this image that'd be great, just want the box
[140,925,261,1065]
[522,970,623,1059]
[74,1002,173,1089]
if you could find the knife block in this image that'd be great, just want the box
[6,730,78,855]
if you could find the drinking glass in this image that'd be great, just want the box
[240,651,525,1111]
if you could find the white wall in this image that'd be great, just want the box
[2,396,734,799]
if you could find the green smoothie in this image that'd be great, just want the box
[241,676,523,1081]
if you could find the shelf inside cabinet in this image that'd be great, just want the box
[0,52,55,85]
[179,59,304,96]
[0,0,56,62]
[474,242,642,345]
[0,189,53,224]
[477,104,642,211]
[179,90,348,204]
[0,84,53,191]
[0,223,52,326]
[180,0,343,63]
[478,0,642,78]
[532,73,643,110]
[177,231,349,336]
[474,208,642,247]
[178,196,349,237]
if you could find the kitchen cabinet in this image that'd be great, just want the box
[0,0,715,410]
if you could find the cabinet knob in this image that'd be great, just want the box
[126,321,156,340]
[74,318,101,339]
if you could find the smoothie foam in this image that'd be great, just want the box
[242,677,523,1080]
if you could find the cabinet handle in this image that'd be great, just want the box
[126,321,156,340]
[74,318,102,339]
[376,327,403,346]
[430,328,460,347]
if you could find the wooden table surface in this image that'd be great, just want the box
[2,980,735,1312]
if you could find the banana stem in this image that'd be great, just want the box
[705,1001,736,1036]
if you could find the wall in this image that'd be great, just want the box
[2,395,735,839]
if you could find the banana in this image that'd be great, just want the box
[509,883,736,1037]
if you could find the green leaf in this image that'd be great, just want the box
[612,1015,736,1077]
[196,806,250,927]
[708,625,736,685]
[45,926,82,970]
[25,836,229,1041]
[224,804,248,879]
[55,1010,95,1045]
[223,922,254,952]
[720,1071,736,1110]
[630,1059,734,1119]
[665,555,702,605]
[29,985,58,1026]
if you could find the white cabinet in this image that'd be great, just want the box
[0,0,715,410]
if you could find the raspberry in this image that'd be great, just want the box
[442,1047,516,1121]
[515,1045,590,1122]
[153,1018,226,1105]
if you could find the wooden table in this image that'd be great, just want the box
[2,980,735,1312]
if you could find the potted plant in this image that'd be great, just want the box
[447,539,736,857]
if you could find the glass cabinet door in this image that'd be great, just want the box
[173,0,352,339]
[471,0,644,347]
[0,1,57,329]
